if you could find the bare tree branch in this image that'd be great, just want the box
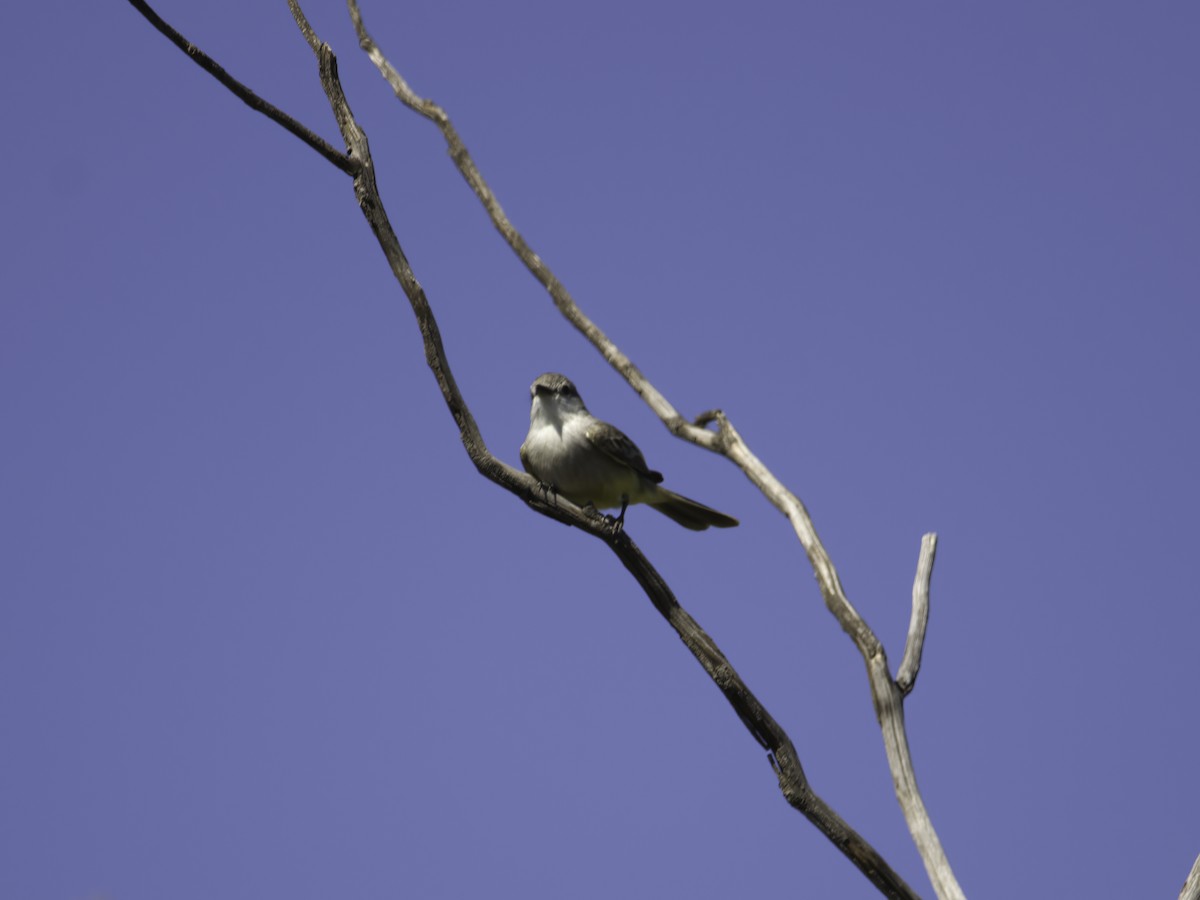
[124,0,356,175]
[898,533,937,696]
[1180,852,1200,900]
[125,1,921,896]
[345,0,696,439]
[342,4,963,897]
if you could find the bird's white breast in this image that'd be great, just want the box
[521,412,641,509]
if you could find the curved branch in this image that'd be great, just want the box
[127,1,920,896]
[343,4,961,896]
[346,0,700,440]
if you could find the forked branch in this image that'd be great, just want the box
[125,1,919,896]
[344,3,960,897]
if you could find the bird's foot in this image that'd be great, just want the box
[535,481,560,507]
[579,502,620,534]
[611,497,629,535]
[595,497,628,535]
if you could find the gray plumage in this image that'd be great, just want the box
[519,373,738,531]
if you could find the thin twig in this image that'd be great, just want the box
[898,533,937,696]
[287,0,320,50]
[343,4,962,896]
[124,0,357,175]
[124,1,921,895]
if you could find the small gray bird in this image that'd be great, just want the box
[519,373,738,531]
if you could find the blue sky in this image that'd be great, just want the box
[3,2,1198,898]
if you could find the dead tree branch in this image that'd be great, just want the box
[125,0,356,174]
[898,534,937,696]
[344,2,961,897]
[1181,852,1200,900]
[124,1,920,896]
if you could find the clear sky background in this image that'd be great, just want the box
[3,2,1198,898]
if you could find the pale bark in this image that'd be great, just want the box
[125,0,921,895]
[1180,852,1200,900]
[344,3,963,896]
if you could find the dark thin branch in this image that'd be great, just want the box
[125,0,358,176]
[128,1,920,895]
[897,533,937,696]
[613,540,917,897]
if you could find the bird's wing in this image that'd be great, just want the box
[585,420,664,483]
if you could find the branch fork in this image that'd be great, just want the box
[128,1,951,896]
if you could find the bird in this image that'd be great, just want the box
[519,372,738,531]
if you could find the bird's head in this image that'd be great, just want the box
[529,372,587,421]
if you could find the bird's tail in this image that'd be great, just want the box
[648,489,739,531]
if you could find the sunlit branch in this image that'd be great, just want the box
[125,1,921,895]
[342,3,961,896]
